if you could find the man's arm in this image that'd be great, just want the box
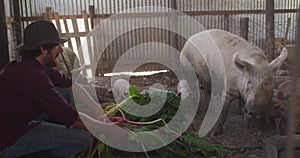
[72,82,102,112]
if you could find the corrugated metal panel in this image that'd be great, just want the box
[18,0,299,49]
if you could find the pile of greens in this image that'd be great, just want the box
[91,86,230,158]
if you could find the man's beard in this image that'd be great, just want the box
[44,57,57,68]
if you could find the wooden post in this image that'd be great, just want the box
[266,0,275,61]
[0,0,9,70]
[286,9,300,158]
[89,5,95,29]
[240,17,249,40]
[12,0,21,45]
[170,0,178,50]
[224,14,229,31]
[44,7,52,21]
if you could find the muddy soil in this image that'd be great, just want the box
[93,71,278,158]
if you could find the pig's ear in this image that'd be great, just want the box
[269,47,288,72]
[234,54,253,73]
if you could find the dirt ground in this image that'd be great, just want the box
[93,70,278,158]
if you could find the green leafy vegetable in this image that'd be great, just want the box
[94,86,230,158]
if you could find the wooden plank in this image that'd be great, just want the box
[240,17,249,40]
[61,32,89,38]
[62,17,73,50]
[82,10,95,75]
[54,12,62,34]
[20,9,299,22]
[45,7,52,22]
[89,5,95,29]
[266,0,275,60]
[71,16,87,76]
[224,14,229,31]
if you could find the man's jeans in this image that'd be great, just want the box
[2,122,91,158]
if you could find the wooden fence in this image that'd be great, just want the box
[6,0,300,76]
[41,8,178,76]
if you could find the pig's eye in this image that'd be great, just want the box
[247,80,253,88]
[263,82,270,89]
[247,80,252,85]
[264,82,268,86]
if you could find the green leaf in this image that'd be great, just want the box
[128,86,141,97]
[103,86,230,158]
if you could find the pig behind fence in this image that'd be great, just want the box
[268,78,300,134]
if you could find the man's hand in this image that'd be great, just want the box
[78,112,127,142]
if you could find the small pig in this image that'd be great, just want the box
[268,96,300,135]
[267,78,300,134]
[112,79,130,103]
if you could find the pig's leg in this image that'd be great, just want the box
[208,93,236,136]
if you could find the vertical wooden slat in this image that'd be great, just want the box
[224,14,229,31]
[63,17,73,50]
[83,10,94,75]
[71,16,86,75]
[54,12,62,34]
[45,7,52,22]
[266,0,275,61]
[240,17,249,40]
[89,5,95,29]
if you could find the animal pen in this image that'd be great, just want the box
[3,0,299,76]
[1,0,300,157]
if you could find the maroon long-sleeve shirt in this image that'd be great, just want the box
[0,58,78,150]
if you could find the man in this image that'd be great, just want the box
[0,21,122,158]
